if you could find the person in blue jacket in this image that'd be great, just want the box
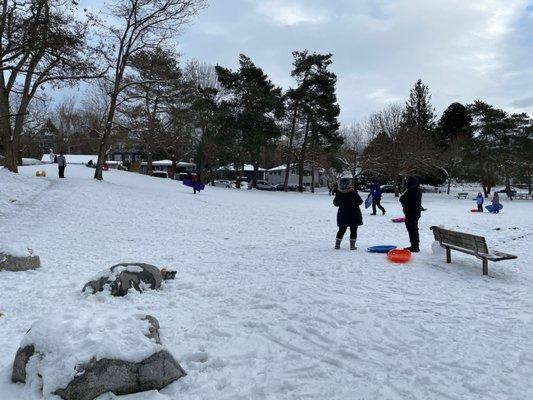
[333,178,363,250]
[475,192,484,212]
[370,183,386,215]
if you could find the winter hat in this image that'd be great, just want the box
[405,176,419,188]
[339,178,354,192]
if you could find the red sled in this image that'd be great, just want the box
[391,217,405,223]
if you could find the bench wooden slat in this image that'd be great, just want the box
[479,251,518,261]
[430,226,517,276]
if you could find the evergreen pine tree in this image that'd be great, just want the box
[402,79,436,134]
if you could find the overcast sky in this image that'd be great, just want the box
[85,0,533,124]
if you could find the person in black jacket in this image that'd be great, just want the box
[399,176,422,252]
[333,178,364,250]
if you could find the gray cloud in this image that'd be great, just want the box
[83,0,533,123]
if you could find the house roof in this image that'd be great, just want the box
[268,164,324,173]
[140,160,196,167]
[217,164,266,172]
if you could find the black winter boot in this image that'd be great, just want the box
[335,238,342,249]
[350,239,357,250]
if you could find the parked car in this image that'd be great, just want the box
[255,180,276,191]
[275,184,298,191]
[380,184,395,193]
[496,188,517,196]
[213,179,232,188]
[152,170,167,178]
[232,180,249,189]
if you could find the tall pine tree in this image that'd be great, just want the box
[402,79,436,134]
[215,55,284,187]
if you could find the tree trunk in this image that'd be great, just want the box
[147,152,153,175]
[283,99,300,191]
[298,118,311,192]
[447,176,452,195]
[252,161,259,188]
[311,164,315,193]
[505,174,512,199]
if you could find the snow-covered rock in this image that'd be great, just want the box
[11,312,186,400]
[0,246,40,271]
[82,263,162,296]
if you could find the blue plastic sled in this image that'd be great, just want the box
[365,195,372,209]
[367,245,397,253]
[486,203,503,213]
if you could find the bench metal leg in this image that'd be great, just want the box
[482,259,488,276]
[446,247,451,263]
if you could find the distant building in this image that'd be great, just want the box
[215,164,267,181]
[267,164,324,188]
[139,160,196,179]
[108,150,145,165]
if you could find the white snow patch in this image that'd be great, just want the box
[20,311,163,397]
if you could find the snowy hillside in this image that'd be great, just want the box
[1,165,532,399]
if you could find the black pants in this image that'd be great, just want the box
[337,225,358,240]
[372,198,385,214]
[58,166,65,178]
[405,216,419,248]
[477,204,483,212]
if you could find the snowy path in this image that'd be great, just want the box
[0,165,532,400]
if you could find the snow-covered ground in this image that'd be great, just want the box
[1,164,532,400]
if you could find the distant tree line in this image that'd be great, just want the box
[1,0,531,195]
[339,80,533,197]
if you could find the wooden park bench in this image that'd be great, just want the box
[456,192,468,199]
[515,193,532,200]
[430,226,517,276]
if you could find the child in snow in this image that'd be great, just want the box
[370,183,386,215]
[333,178,363,250]
[475,192,484,212]
[491,193,501,213]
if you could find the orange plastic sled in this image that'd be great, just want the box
[387,248,412,263]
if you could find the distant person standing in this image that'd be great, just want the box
[491,192,501,213]
[399,176,422,252]
[48,149,55,163]
[333,178,363,250]
[475,192,484,212]
[57,152,67,178]
[370,183,386,215]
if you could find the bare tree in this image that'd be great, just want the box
[338,122,368,185]
[92,0,206,180]
[0,0,101,172]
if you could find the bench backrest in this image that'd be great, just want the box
[430,226,488,255]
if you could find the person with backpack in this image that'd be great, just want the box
[370,183,386,215]
[57,152,67,178]
[399,176,422,252]
[333,178,363,250]
[475,192,484,212]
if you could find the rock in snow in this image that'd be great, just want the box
[0,247,40,272]
[11,312,185,400]
[82,263,162,296]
